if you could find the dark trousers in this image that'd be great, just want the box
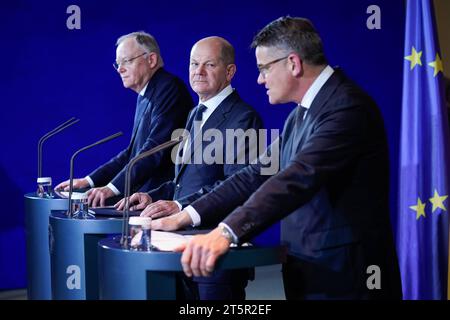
[178,269,253,300]
[282,255,364,300]
[282,242,402,300]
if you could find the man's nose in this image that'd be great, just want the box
[257,72,265,85]
[195,64,207,74]
[118,65,126,74]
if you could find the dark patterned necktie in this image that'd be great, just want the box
[292,105,308,146]
[193,104,207,124]
[180,104,207,165]
[133,94,147,131]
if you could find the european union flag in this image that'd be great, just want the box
[397,0,450,300]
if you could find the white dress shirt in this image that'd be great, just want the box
[175,85,234,223]
[212,66,335,240]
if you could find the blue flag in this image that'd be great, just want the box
[397,0,450,300]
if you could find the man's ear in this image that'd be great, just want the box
[147,52,158,68]
[288,54,303,77]
[226,64,237,82]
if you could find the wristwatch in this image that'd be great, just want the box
[219,224,236,244]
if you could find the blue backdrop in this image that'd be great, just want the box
[0,0,405,289]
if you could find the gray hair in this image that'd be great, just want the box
[251,16,327,66]
[116,31,164,66]
[219,39,235,66]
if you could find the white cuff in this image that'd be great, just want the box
[174,201,183,211]
[85,176,95,188]
[184,205,201,227]
[106,183,121,196]
[218,222,239,244]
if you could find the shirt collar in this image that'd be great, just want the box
[300,65,334,109]
[139,81,149,97]
[199,85,233,113]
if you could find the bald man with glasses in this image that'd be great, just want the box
[56,31,193,206]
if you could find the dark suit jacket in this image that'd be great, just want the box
[147,90,263,216]
[190,69,402,299]
[89,68,193,194]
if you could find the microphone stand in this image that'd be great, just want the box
[67,132,123,217]
[37,117,79,178]
[120,135,185,248]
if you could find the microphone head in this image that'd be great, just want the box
[36,177,53,198]
[37,177,52,184]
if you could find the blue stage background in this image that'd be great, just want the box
[0,0,405,289]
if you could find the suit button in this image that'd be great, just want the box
[176,184,180,189]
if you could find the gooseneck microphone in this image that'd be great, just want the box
[67,132,123,217]
[120,135,185,247]
[37,117,79,178]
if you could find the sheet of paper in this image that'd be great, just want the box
[151,230,192,251]
[56,191,87,199]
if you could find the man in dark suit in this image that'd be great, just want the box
[116,36,263,300]
[55,31,193,207]
[153,17,402,300]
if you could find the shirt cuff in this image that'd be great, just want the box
[174,201,183,211]
[85,176,95,188]
[106,183,121,196]
[184,205,201,227]
[218,222,239,244]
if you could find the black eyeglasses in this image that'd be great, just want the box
[113,52,148,70]
[257,56,289,78]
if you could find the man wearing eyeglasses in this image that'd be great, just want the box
[56,32,193,207]
[152,17,402,300]
[116,36,263,300]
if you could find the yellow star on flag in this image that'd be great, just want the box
[428,53,444,77]
[410,197,426,220]
[405,47,423,70]
[429,189,448,213]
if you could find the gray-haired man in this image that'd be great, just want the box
[56,31,193,206]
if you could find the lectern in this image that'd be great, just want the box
[98,236,287,300]
[24,193,68,300]
[49,211,124,300]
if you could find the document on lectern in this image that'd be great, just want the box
[151,231,193,251]
[55,190,87,198]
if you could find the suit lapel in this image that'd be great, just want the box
[294,70,345,153]
[131,99,149,140]
[174,108,196,177]
[130,74,160,148]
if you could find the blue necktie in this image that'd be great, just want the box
[195,104,207,121]
[179,104,207,165]
[133,94,147,131]
[188,104,207,130]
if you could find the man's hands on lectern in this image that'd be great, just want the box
[114,192,152,211]
[115,194,181,219]
[55,178,89,191]
[87,186,115,207]
[150,210,193,231]
[141,200,180,218]
[175,227,231,277]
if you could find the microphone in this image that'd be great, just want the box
[67,132,123,217]
[120,135,185,247]
[38,117,79,178]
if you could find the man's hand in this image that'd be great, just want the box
[141,200,180,218]
[115,192,152,211]
[87,186,115,207]
[150,210,193,231]
[55,178,89,191]
[176,227,231,277]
